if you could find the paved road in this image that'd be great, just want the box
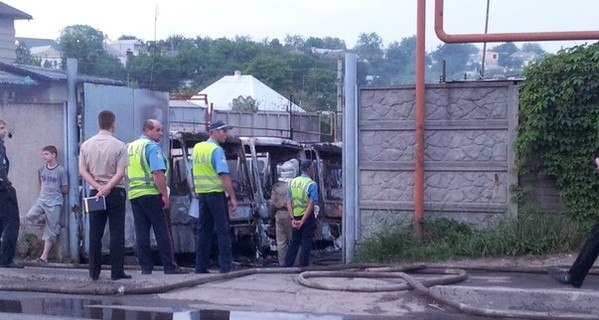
[0,266,597,319]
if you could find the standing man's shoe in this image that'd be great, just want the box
[1,261,24,268]
[550,271,581,288]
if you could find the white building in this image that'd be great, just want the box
[189,71,304,112]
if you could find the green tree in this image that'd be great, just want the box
[59,25,124,78]
[491,42,521,69]
[354,32,384,63]
[15,43,40,66]
[246,54,292,94]
[522,43,546,56]
[432,43,478,78]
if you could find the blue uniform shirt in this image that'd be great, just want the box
[141,135,167,173]
[286,173,319,201]
[207,138,229,174]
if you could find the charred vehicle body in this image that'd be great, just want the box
[167,132,342,260]
[304,142,343,251]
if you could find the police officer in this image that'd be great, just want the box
[283,160,319,267]
[128,119,183,275]
[193,120,237,274]
[0,119,23,268]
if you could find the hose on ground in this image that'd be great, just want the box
[296,266,599,320]
[2,262,598,319]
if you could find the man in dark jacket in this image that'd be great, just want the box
[0,119,23,268]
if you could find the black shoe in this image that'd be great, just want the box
[91,275,99,281]
[111,273,132,280]
[1,261,24,268]
[141,270,152,275]
[165,268,187,275]
[550,271,581,288]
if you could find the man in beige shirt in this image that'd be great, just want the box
[270,160,298,266]
[79,110,129,281]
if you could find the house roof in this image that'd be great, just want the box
[0,69,37,85]
[0,2,32,20]
[0,62,124,86]
[189,72,304,113]
[16,37,59,50]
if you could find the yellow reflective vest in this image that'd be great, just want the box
[192,141,225,194]
[289,175,315,218]
[127,138,169,200]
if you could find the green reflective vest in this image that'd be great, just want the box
[289,176,315,217]
[127,138,169,200]
[192,141,224,193]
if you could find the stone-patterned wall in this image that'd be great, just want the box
[358,82,519,240]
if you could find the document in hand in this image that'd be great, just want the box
[83,196,106,213]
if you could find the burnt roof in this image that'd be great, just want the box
[0,2,32,20]
[0,62,124,86]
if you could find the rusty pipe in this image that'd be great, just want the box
[414,0,426,237]
[435,0,599,43]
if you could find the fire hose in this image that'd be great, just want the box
[0,263,597,319]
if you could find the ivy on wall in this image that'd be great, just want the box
[516,42,599,222]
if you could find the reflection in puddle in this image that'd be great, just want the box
[0,298,346,320]
[0,299,173,320]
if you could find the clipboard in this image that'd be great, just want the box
[83,196,106,213]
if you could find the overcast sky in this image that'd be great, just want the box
[7,0,598,53]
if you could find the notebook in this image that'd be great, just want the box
[83,196,106,213]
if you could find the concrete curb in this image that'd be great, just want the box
[431,285,599,316]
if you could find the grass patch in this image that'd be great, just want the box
[356,215,587,263]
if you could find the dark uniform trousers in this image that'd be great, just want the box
[283,214,316,267]
[88,188,126,279]
[0,185,19,265]
[131,194,178,273]
[569,218,599,287]
[196,192,232,273]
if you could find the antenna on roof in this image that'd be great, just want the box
[150,2,158,89]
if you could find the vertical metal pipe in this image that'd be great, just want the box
[289,94,294,140]
[414,0,426,236]
[66,58,79,261]
[342,53,357,263]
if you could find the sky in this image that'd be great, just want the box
[7,0,599,53]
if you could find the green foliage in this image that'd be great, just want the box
[58,25,125,78]
[356,217,585,263]
[15,43,40,66]
[516,42,599,222]
[432,43,479,79]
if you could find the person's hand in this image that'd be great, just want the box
[161,194,170,211]
[292,220,301,229]
[228,197,238,215]
[95,185,111,198]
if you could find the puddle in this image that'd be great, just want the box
[0,298,348,320]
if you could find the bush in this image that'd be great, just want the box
[516,42,599,223]
[356,217,586,263]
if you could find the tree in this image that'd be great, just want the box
[59,25,124,78]
[118,35,138,40]
[246,54,292,94]
[15,43,40,66]
[491,42,521,69]
[231,96,259,112]
[522,43,547,56]
[354,32,384,63]
[384,36,419,84]
[432,43,478,78]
